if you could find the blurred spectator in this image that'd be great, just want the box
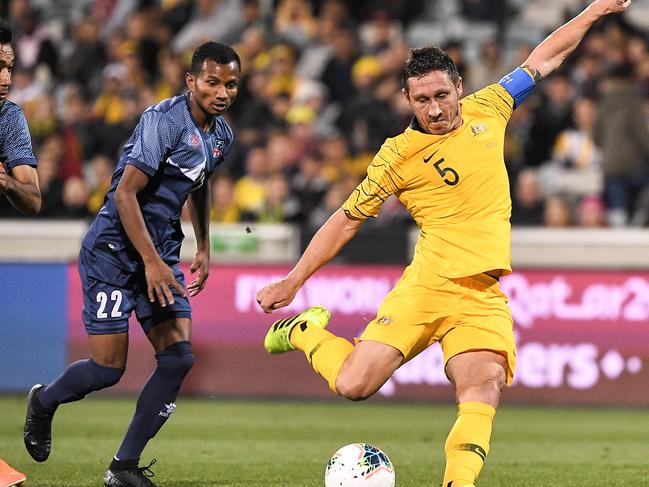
[211,172,241,223]
[510,169,544,226]
[7,67,44,107]
[102,0,139,36]
[86,155,114,214]
[13,6,58,77]
[461,0,509,25]
[538,97,603,200]
[61,177,92,219]
[95,89,141,160]
[594,64,649,226]
[285,104,319,159]
[319,134,352,183]
[576,195,607,228]
[231,66,274,135]
[267,43,299,98]
[525,73,574,167]
[240,0,266,34]
[234,146,269,215]
[154,51,185,101]
[295,6,340,80]
[346,0,425,29]
[121,43,150,90]
[320,25,358,105]
[307,179,349,229]
[376,40,408,80]
[265,129,299,173]
[470,38,507,90]
[59,87,92,180]
[235,25,269,79]
[33,144,65,218]
[358,10,403,55]
[544,195,573,228]
[504,101,533,175]
[267,91,291,128]
[123,8,162,80]
[570,52,604,98]
[292,152,329,219]
[93,64,128,125]
[337,55,396,154]
[253,172,301,223]
[159,0,194,37]
[25,94,58,144]
[443,40,470,86]
[292,79,336,137]
[63,16,106,96]
[274,0,317,49]
[387,79,416,132]
[172,0,244,54]
[638,63,649,97]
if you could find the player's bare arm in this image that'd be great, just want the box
[115,164,186,306]
[186,178,211,297]
[522,0,631,79]
[0,163,41,215]
[256,208,363,313]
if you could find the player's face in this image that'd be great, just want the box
[403,70,463,135]
[0,43,15,106]
[186,60,240,120]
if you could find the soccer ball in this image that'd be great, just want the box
[324,443,395,487]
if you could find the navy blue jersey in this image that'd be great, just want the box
[83,94,233,270]
[0,100,36,170]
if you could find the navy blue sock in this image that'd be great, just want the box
[38,359,124,413]
[116,341,194,461]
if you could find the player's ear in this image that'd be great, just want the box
[401,87,410,104]
[185,71,194,93]
[456,76,463,98]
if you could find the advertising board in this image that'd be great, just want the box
[67,265,649,405]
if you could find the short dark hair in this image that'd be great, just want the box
[190,42,241,75]
[0,20,12,44]
[401,46,459,91]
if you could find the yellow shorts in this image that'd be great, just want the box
[359,263,516,384]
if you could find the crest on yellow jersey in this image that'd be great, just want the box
[470,122,487,136]
[377,316,393,325]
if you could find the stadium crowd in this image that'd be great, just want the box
[1,0,649,229]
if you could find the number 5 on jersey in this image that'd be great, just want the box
[433,158,460,186]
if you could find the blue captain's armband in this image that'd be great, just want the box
[498,67,536,109]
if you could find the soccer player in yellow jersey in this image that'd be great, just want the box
[258,1,630,485]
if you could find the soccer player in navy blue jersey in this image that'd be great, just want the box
[0,18,37,487]
[23,42,240,487]
[0,20,40,217]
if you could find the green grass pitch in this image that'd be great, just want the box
[1,395,648,486]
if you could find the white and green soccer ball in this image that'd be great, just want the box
[324,443,395,487]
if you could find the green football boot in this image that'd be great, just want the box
[264,306,331,354]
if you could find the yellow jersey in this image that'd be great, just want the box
[342,83,515,278]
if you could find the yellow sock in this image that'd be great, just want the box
[442,401,495,487]
[291,323,354,393]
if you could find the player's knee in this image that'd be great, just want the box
[88,359,125,388]
[156,341,195,377]
[455,366,506,405]
[335,376,376,401]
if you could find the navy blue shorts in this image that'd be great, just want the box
[78,246,191,335]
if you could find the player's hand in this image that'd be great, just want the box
[256,277,300,313]
[590,0,631,16]
[144,257,186,307]
[188,249,210,297]
[0,164,7,194]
